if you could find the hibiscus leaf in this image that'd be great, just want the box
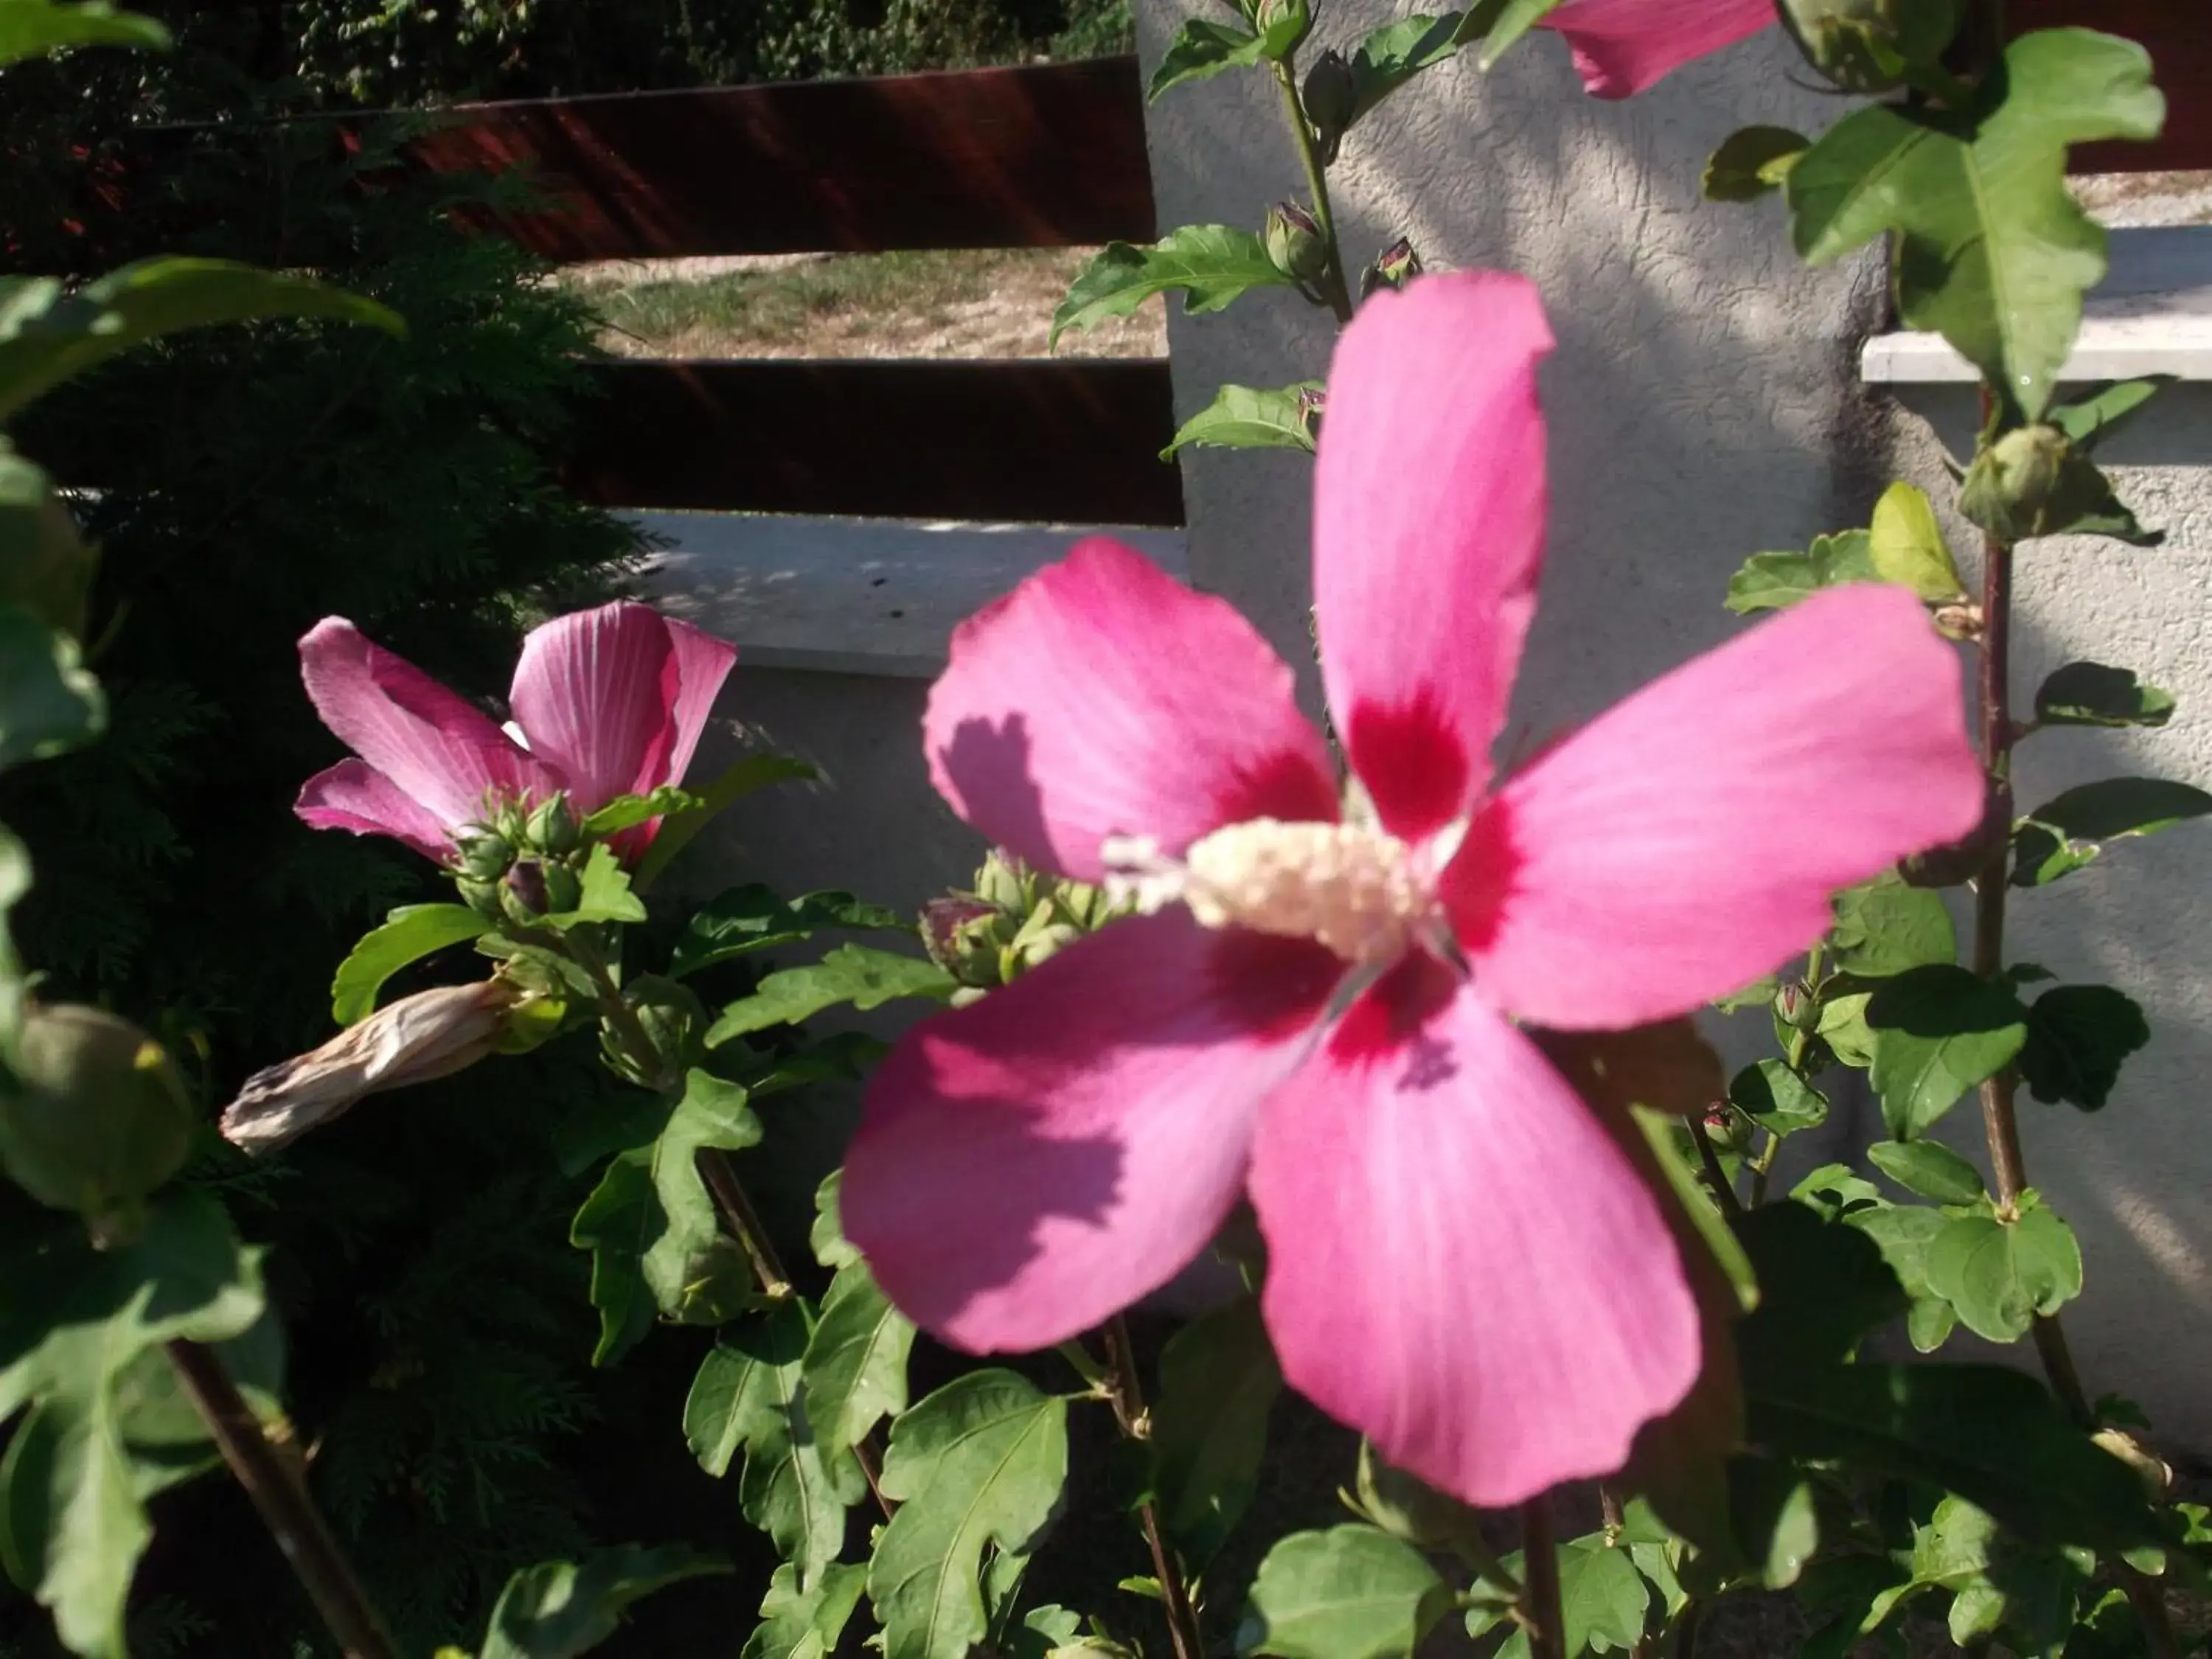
[800,1261,913,1467]
[1866,1140,1986,1206]
[1924,1194,2082,1343]
[568,1149,660,1366]
[0,1,168,69]
[1829,872,1955,978]
[0,606,102,772]
[1729,1060,1829,1137]
[2017,984,2148,1110]
[1703,126,1811,202]
[741,1561,867,1659]
[2032,663,2174,730]
[1784,29,2165,422]
[1150,1294,1281,1568]
[1147,13,1304,100]
[579,785,700,838]
[686,1301,863,1589]
[705,945,955,1047]
[1161,382,1321,459]
[1051,227,1294,348]
[480,1545,729,1659]
[1840,1204,1953,1352]
[1558,1539,1655,1651]
[2008,777,2212,887]
[551,843,647,926]
[330,903,490,1026]
[1238,1524,1451,1659]
[1474,0,1564,72]
[1864,965,2028,1138]
[869,1369,1068,1659]
[1868,482,1966,603]
[1722,530,1874,614]
[1733,1203,1904,1372]
[1345,12,1467,125]
[672,887,906,979]
[809,1171,858,1270]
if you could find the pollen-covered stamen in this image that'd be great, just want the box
[1107,818,1435,966]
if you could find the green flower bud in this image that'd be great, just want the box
[540,860,582,916]
[1360,236,1422,298]
[1302,48,1356,161]
[0,1004,193,1228]
[1295,385,1326,445]
[1701,1104,1753,1155]
[524,794,581,858]
[1265,200,1328,284]
[921,897,1005,989]
[500,859,552,925]
[1253,0,1311,52]
[456,875,504,922]
[1778,0,1960,92]
[1775,980,1818,1032]
[973,849,1029,914]
[1011,920,1082,974]
[1960,424,2071,543]
[456,831,514,883]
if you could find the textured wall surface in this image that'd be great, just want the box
[1134,0,2212,1448]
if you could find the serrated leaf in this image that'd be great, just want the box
[551,843,646,925]
[1161,382,1319,459]
[579,785,699,838]
[0,259,402,422]
[2010,777,2212,887]
[810,1171,857,1270]
[1722,530,1875,614]
[1728,1060,1828,1135]
[742,1562,866,1659]
[1867,1140,1986,1206]
[672,887,905,978]
[1785,29,2165,420]
[2033,662,2174,730]
[1051,227,1293,347]
[1147,12,1301,100]
[1558,1539,1653,1652]
[0,607,102,771]
[1791,1161,1882,1220]
[1829,871,1957,978]
[1345,12,1465,125]
[481,1545,728,1659]
[1868,481,1966,602]
[801,1262,912,1464]
[1865,965,2028,1138]
[1238,1525,1450,1659]
[0,1,167,66]
[1924,1198,2082,1342]
[1150,1294,1280,1567]
[568,1151,659,1366]
[685,1304,863,1587]
[330,903,490,1025]
[2048,378,2165,450]
[706,945,954,1046]
[870,1370,1068,1659]
[1843,1204,1950,1346]
[2017,984,2148,1110]
[1704,125,1811,202]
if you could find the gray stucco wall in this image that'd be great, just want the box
[1133,0,2212,1449]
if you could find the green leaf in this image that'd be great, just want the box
[1475,0,1564,70]
[870,1369,1069,1659]
[0,606,101,771]
[480,1545,728,1659]
[1728,1060,1828,1136]
[1147,10,1306,100]
[741,1562,866,1659]
[1868,481,1966,602]
[1557,1540,1653,1653]
[1728,1464,1819,1590]
[2011,777,2212,887]
[631,754,818,893]
[1051,227,1293,348]
[1816,990,1876,1068]
[1631,1107,1759,1312]
[1784,29,2165,421]
[685,1302,863,1588]
[578,785,698,838]
[1346,12,1465,125]
[671,887,905,979]
[1237,1525,1450,1659]
[0,258,402,422]
[330,903,490,1025]
[1161,382,1320,459]
[1703,125,1811,202]
[2033,662,2174,730]
[1829,872,1957,978]
[1865,965,2029,1138]
[1791,1162,1882,1220]
[0,442,94,639]
[1924,1195,2082,1342]
[801,1261,913,1465]
[2017,984,2147,1110]
[706,945,954,1047]
[1867,1140,1987,1206]
[568,1151,659,1366]
[1722,529,1874,614]
[1150,1294,1281,1568]
[551,843,646,925]
[0,1,167,66]
[810,1171,857,1270]
[1841,1203,1953,1350]
[2048,378,2165,450]
[1734,1204,1905,1372]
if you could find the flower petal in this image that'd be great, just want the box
[1313,273,1554,844]
[299,619,554,834]
[653,616,738,793]
[1540,0,1777,98]
[1248,960,1700,1506]
[508,601,683,815]
[296,759,458,862]
[1450,584,1984,1029]
[841,909,1342,1352]
[925,539,1339,883]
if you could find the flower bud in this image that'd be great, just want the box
[501,858,552,925]
[455,831,514,884]
[524,794,580,858]
[1775,980,1818,1031]
[1010,920,1082,975]
[921,896,1004,989]
[540,860,582,916]
[1302,49,1356,161]
[1295,385,1326,445]
[0,1004,194,1226]
[1360,237,1422,299]
[1778,0,1960,93]
[1253,0,1311,52]
[456,875,504,922]
[973,849,1029,914]
[1960,424,2072,544]
[1701,1104,1752,1154]
[1265,201,1328,284]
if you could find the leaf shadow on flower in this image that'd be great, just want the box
[934,711,1055,873]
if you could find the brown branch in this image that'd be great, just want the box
[1520,1493,1565,1659]
[1102,1316,1205,1659]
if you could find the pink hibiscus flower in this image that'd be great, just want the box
[1540,0,1777,97]
[840,271,1983,1506]
[295,600,737,866]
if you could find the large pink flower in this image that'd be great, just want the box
[295,601,737,865]
[840,271,1983,1507]
[1540,0,1776,97]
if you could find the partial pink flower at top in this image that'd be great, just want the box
[1539,0,1777,97]
[840,271,1983,1508]
[294,601,737,866]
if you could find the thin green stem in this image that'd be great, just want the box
[1520,1494,1565,1659]
[1101,1317,1206,1659]
[1686,1116,1742,1217]
[1270,55,1354,324]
